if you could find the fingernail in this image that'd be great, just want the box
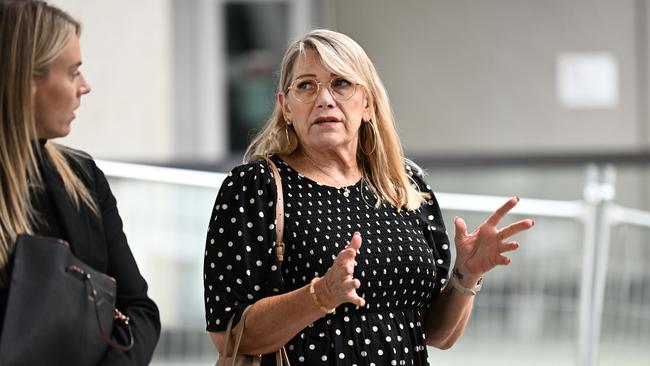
[353,231,361,237]
[531,219,535,226]
[515,196,520,202]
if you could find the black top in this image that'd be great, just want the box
[0,143,161,365]
[204,156,451,365]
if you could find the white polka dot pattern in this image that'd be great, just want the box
[204,156,451,365]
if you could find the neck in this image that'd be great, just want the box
[290,147,362,187]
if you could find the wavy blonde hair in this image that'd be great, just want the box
[244,29,427,210]
[0,0,97,285]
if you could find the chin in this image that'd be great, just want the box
[47,129,71,140]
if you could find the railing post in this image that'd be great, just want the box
[578,164,599,366]
[590,165,616,364]
[577,164,616,366]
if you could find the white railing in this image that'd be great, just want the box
[97,160,650,366]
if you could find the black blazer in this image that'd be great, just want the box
[35,146,161,365]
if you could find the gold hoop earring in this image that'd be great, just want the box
[285,125,291,146]
[360,120,377,155]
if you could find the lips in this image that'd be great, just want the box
[313,116,342,125]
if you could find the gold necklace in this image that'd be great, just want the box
[302,152,356,197]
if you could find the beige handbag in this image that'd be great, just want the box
[216,306,290,366]
[216,157,289,366]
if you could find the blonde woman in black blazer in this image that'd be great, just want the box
[0,1,160,364]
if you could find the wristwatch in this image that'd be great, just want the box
[442,269,483,296]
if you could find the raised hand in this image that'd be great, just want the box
[454,197,534,277]
[318,232,366,308]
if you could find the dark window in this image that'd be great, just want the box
[225,2,289,151]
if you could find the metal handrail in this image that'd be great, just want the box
[98,160,587,220]
[98,159,650,366]
[97,160,227,189]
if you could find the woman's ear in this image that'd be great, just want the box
[363,97,372,122]
[278,92,292,121]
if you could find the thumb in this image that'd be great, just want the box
[346,231,362,252]
[454,216,468,240]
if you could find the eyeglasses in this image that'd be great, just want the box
[286,77,360,103]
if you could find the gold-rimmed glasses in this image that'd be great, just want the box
[286,77,360,103]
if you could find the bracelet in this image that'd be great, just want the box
[309,277,335,314]
[443,269,483,296]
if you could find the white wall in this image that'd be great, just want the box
[47,0,649,161]
[51,0,174,162]
[332,0,644,155]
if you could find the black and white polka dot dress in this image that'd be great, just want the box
[204,156,451,365]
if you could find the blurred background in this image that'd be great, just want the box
[51,0,649,365]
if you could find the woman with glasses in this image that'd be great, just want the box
[204,29,534,364]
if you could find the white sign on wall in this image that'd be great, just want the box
[556,53,619,110]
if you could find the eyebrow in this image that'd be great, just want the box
[294,73,338,80]
[294,73,316,80]
[68,61,82,70]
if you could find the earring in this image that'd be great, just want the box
[285,125,291,145]
[360,119,377,155]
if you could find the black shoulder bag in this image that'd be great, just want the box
[0,234,133,365]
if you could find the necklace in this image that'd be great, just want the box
[302,152,356,197]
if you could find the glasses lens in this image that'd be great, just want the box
[292,79,318,103]
[290,77,358,103]
[330,77,356,100]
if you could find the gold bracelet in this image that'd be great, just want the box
[309,277,335,314]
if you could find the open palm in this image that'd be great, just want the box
[454,197,534,276]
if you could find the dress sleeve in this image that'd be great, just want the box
[407,164,452,297]
[91,160,162,366]
[203,160,283,332]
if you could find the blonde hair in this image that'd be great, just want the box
[244,29,427,210]
[0,0,97,284]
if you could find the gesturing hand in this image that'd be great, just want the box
[319,232,366,308]
[454,197,534,277]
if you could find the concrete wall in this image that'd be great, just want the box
[47,0,649,161]
[331,0,645,155]
[51,0,174,162]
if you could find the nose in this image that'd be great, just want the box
[78,74,91,95]
[315,83,335,108]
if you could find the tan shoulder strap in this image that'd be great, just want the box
[262,157,284,264]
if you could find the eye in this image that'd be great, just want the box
[296,79,317,91]
[331,77,353,89]
[333,78,352,87]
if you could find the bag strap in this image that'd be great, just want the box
[220,157,288,366]
[261,157,285,265]
[220,310,237,359]
[67,264,134,351]
[222,306,285,366]
[275,347,290,364]
[226,306,252,361]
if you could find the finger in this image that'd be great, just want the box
[496,254,512,266]
[352,295,366,307]
[346,232,362,253]
[348,289,365,307]
[498,219,535,240]
[454,216,468,240]
[485,197,519,226]
[499,241,519,253]
[342,260,355,275]
[336,247,358,264]
[341,278,361,291]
